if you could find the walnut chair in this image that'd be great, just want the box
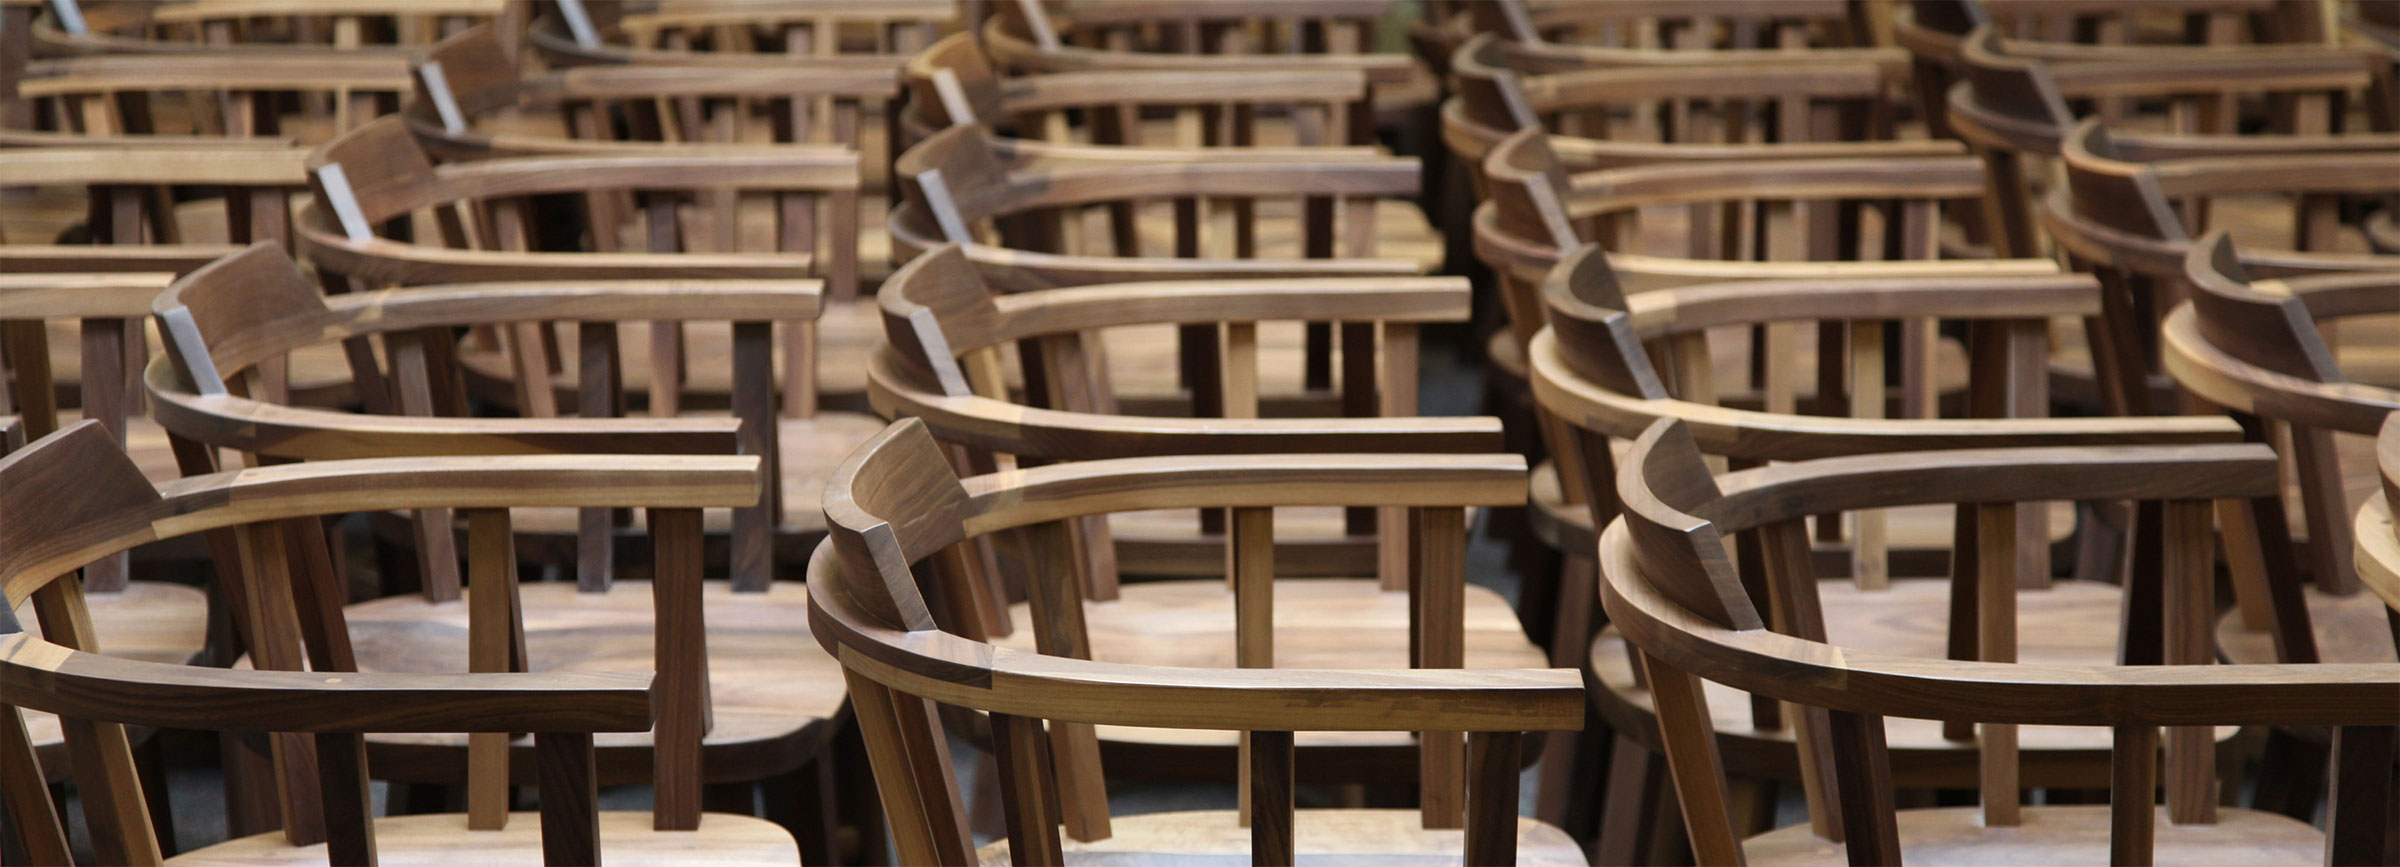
[144,243,859,860]
[1601,416,2397,865]
[814,417,1587,864]
[0,420,796,865]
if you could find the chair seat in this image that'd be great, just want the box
[16,579,210,778]
[455,298,887,408]
[169,811,799,866]
[993,578,1547,756]
[976,808,1587,866]
[2217,583,2399,665]
[1741,804,2322,865]
[275,580,846,785]
[480,411,888,542]
[1589,578,2239,788]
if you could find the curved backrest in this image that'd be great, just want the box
[150,242,811,593]
[36,0,505,54]
[1466,0,1866,50]
[1599,415,2394,866]
[1536,245,1667,402]
[2,420,756,864]
[901,31,1007,133]
[529,0,952,68]
[816,417,1570,865]
[2181,231,2341,383]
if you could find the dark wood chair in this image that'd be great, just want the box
[1531,242,2256,863]
[814,417,1586,864]
[2164,231,2399,669]
[144,243,859,859]
[2048,119,2400,418]
[0,419,796,865]
[294,117,885,576]
[404,22,897,400]
[1601,416,2396,865]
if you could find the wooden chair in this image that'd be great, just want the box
[404,22,896,399]
[979,0,1431,143]
[144,243,860,859]
[295,116,886,564]
[0,273,207,847]
[1894,0,2337,146]
[1600,416,2397,866]
[1530,243,2260,863]
[32,0,506,54]
[2162,231,2400,668]
[1949,24,2393,262]
[872,243,1504,580]
[814,417,1586,864]
[0,419,799,865]
[889,123,1436,415]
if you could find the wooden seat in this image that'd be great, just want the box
[146,244,861,861]
[1531,242,2258,862]
[174,811,800,867]
[0,420,791,866]
[977,809,1588,866]
[1600,417,2397,866]
[2353,414,2400,647]
[817,418,1582,865]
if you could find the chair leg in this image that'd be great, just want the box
[134,735,176,856]
[221,731,281,838]
[835,724,891,866]
[764,758,839,867]
[2252,727,2328,820]
[1594,734,1666,866]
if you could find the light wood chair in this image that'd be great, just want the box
[979,0,1431,142]
[1601,416,2397,866]
[144,243,859,859]
[1530,242,2259,863]
[0,419,797,865]
[2048,119,2400,417]
[815,417,1586,865]
[294,117,886,570]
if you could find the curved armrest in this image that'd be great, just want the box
[1016,158,1419,205]
[0,146,305,186]
[1009,67,1367,111]
[22,53,410,95]
[322,280,824,329]
[1599,523,2400,728]
[1564,156,1988,212]
[0,273,175,319]
[1001,138,1389,164]
[1622,273,2100,333]
[989,277,1467,341]
[943,241,1428,292]
[958,452,1526,536]
[1709,444,2280,527]
[0,245,244,276]
[544,63,899,100]
[808,569,1583,733]
[0,633,653,734]
[428,149,860,202]
[299,223,818,286]
[2045,52,2378,98]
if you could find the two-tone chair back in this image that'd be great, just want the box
[815,418,1575,864]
